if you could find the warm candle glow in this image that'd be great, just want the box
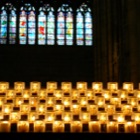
[107,82,118,91]
[0,82,9,92]
[123,82,133,91]
[76,82,87,91]
[92,82,103,92]
[14,82,25,92]
[61,82,72,91]
[46,82,57,91]
[30,81,41,92]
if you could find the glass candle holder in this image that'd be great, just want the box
[122,105,132,115]
[126,122,135,133]
[96,97,105,106]
[123,82,134,92]
[18,121,29,132]
[88,105,98,114]
[71,90,79,100]
[0,121,10,132]
[14,82,25,92]
[30,97,38,107]
[76,82,87,91]
[46,97,54,106]
[120,90,127,100]
[110,97,120,106]
[53,121,64,132]
[46,82,57,92]
[54,90,63,99]
[89,121,100,133]
[92,82,103,92]
[102,90,110,100]
[62,112,72,122]
[34,120,45,132]
[80,112,90,122]
[6,90,15,99]
[71,104,80,113]
[23,90,30,99]
[71,121,82,132]
[38,90,46,99]
[3,104,12,114]
[55,104,63,112]
[15,97,23,106]
[107,121,117,133]
[30,81,41,92]
[0,82,9,92]
[98,113,108,123]
[10,112,20,122]
[46,112,55,122]
[107,82,118,92]
[128,98,137,107]
[61,82,72,92]
[86,90,93,99]
[114,114,125,123]
[21,105,30,114]
[38,105,46,114]
[28,113,37,122]
[63,97,71,106]
[106,105,115,115]
[0,98,5,107]
[79,97,87,106]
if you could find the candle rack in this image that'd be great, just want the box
[0,81,139,132]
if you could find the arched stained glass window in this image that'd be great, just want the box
[0,9,7,44]
[46,5,55,45]
[19,3,36,45]
[57,4,73,45]
[38,7,46,45]
[9,9,17,44]
[76,4,93,46]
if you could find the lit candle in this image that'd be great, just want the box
[126,122,135,133]
[123,82,133,91]
[97,97,105,106]
[107,82,118,91]
[86,90,93,99]
[30,81,41,92]
[23,90,30,99]
[71,90,79,99]
[89,121,100,133]
[61,82,72,92]
[107,122,117,133]
[47,97,54,106]
[46,82,57,92]
[53,121,64,132]
[80,97,87,106]
[39,90,46,99]
[0,82,9,92]
[103,90,110,100]
[14,82,25,92]
[6,90,14,99]
[122,105,132,115]
[0,121,10,132]
[63,97,71,106]
[106,105,115,115]
[29,113,37,122]
[10,113,19,122]
[34,121,45,132]
[80,113,89,122]
[76,82,87,91]
[71,121,82,132]
[54,90,62,99]
[92,82,103,92]
[46,113,54,122]
[18,121,29,132]
[63,113,71,122]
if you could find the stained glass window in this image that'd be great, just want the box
[0,9,7,44]
[38,8,46,45]
[9,9,17,44]
[57,4,73,45]
[19,4,36,45]
[28,10,35,44]
[47,7,55,45]
[76,4,93,46]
